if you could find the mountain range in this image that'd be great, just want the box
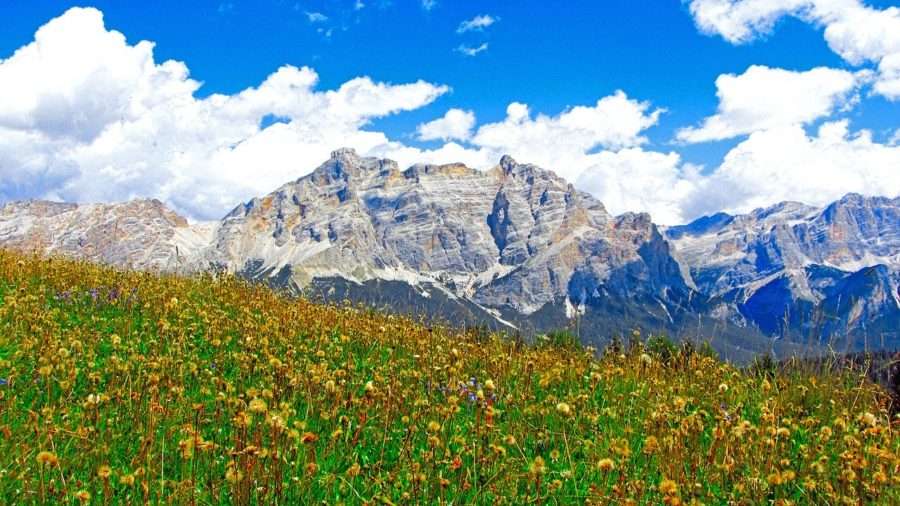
[2,148,897,360]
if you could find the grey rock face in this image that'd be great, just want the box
[0,198,211,271]
[667,194,899,344]
[200,149,690,316]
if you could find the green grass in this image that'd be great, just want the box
[0,250,897,505]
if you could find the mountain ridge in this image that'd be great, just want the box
[1,148,897,357]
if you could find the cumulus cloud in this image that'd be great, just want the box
[685,121,900,217]
[677,65,862,143]
[687,0,900,99]
[457,14,498,33]
[473,91,662,160]
[417,109,476,141]
[455,42,489,57]
[2,7,896,229]
[0,7,449,219]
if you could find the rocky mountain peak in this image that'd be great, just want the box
[329,147,360,163]
[499,154,518,172]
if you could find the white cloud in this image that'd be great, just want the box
[684,121,900,218]
[889,128,900,146]
[472,91,662,163]
[3,7,896,229]
[457,14,498,33]
[417,109,476,141]
[576,150,699,225]
[456,43,489,57]
[0,7,449,220]
[305,11,328,23]
[422,0,438,10]
[687,0,900,99]
[677,65,861,143]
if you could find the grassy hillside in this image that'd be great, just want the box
[0,250,897,504]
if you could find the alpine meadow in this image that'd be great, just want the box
[1,1,899,504]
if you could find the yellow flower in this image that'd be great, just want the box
[659,478,678,496]
[644,436,659,454]
[97,465,112,478]
[248,398,267,414]
[597,458,615,471]
[529,456,547,476]
[75,490,91,502]
[36,451,59,465]
[556,402,572,416]
[225,467,243,483]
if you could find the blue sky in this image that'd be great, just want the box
[0,1,898,223]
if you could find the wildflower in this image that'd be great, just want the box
[97,465,112,478]
[597,458,615,471]
[120,474,135,485]
[659,479,678,496]
[364,381,375,395]
[644,436,659,454]
[556,402,572,416]
[75,490,91,502]
[0,378,6,385]
[248,398,267,414]
[225,468,243,483]
[484,379,495,391]
[718,383,728,392]
[36,451,59,465]
[859,412,877,428]
[640,353,652,366]
[529,456,547,476]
